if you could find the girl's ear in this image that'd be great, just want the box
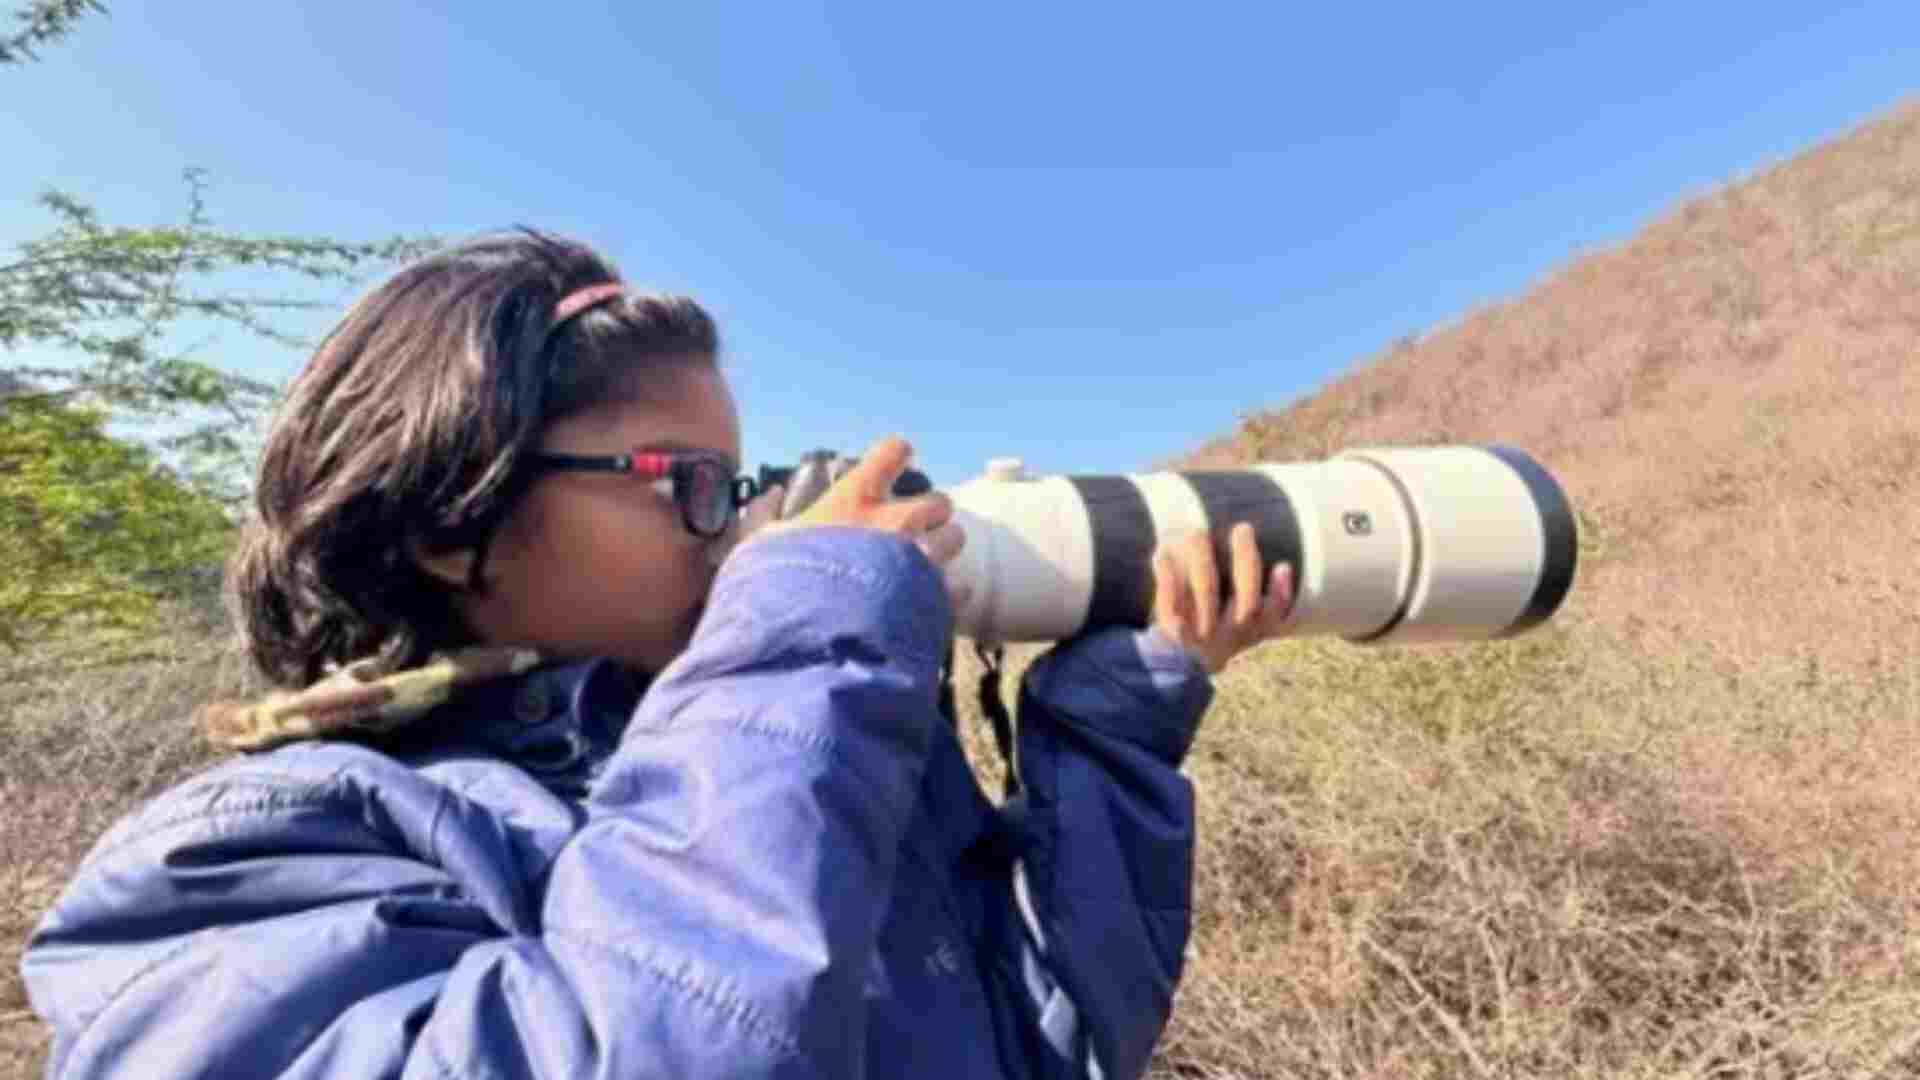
[407,536,478,590]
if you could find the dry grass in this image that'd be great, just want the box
[0,620,253,1077]
[1165,634,1917,1078]
[9,100,1920,1079]
[946,623,1920,1079]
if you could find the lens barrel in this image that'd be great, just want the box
[940,445,1578,645]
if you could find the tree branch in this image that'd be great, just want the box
[0,0,107,66]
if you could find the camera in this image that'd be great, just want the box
[757,445,1577,646]
[756,448,933,514]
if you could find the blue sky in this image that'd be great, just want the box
[4,1,1917,486]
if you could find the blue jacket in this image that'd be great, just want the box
[22,527,1213,1079]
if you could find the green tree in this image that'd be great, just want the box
[2,1,436,647]
[0,393,231,648]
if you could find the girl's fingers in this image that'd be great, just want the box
[887,491,954,535]
[1183,532,1219,640]
[1229,523,1262,629]
[917,520,966,566]
[1263,563,1298,633]
[1154,547,1189,639]
[845,435,915,505]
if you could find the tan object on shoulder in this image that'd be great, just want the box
[198,645,544,751]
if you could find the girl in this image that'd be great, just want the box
[22,230,1296,1079]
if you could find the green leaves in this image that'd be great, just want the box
[1,169,438,509]
[0,394,232,648]
[2,8,438,645]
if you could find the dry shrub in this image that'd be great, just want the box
[0,618,248,1077]
[1125,625,1920,1078]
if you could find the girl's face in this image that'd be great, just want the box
[453,363,744,675]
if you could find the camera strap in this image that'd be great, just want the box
[973,641,1018,800]
[935,637,1019,802]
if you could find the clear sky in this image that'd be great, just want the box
[4,1,1917,485]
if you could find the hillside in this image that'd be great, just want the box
[8,101,1920,1078]
[1100,98,1920,1075]
[1186,99,1920,677]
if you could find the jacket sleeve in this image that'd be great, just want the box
[1007,624,1214,1080]
[21,527,950,1080]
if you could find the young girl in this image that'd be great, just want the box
[22,230,1296,1080]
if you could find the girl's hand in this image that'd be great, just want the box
[1151,523,1297,674]
[738,435,969,606]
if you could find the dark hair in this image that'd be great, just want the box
[227,229,719,688]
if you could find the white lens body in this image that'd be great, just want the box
[940,446,1576,646]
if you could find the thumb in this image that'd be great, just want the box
[839,435,914,506]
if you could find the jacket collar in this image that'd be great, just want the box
[199,645,546,752]
[199,646,647,789]
[421,656,644,793]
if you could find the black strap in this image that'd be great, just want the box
[936,637,1016,797]
[974,640,1018,800]
[933,637,1019,797]
[938,635,1026,869]
[937,636,959,729]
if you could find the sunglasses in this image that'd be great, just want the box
[527,448,758,539]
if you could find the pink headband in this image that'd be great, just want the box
[552,282,625,326]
